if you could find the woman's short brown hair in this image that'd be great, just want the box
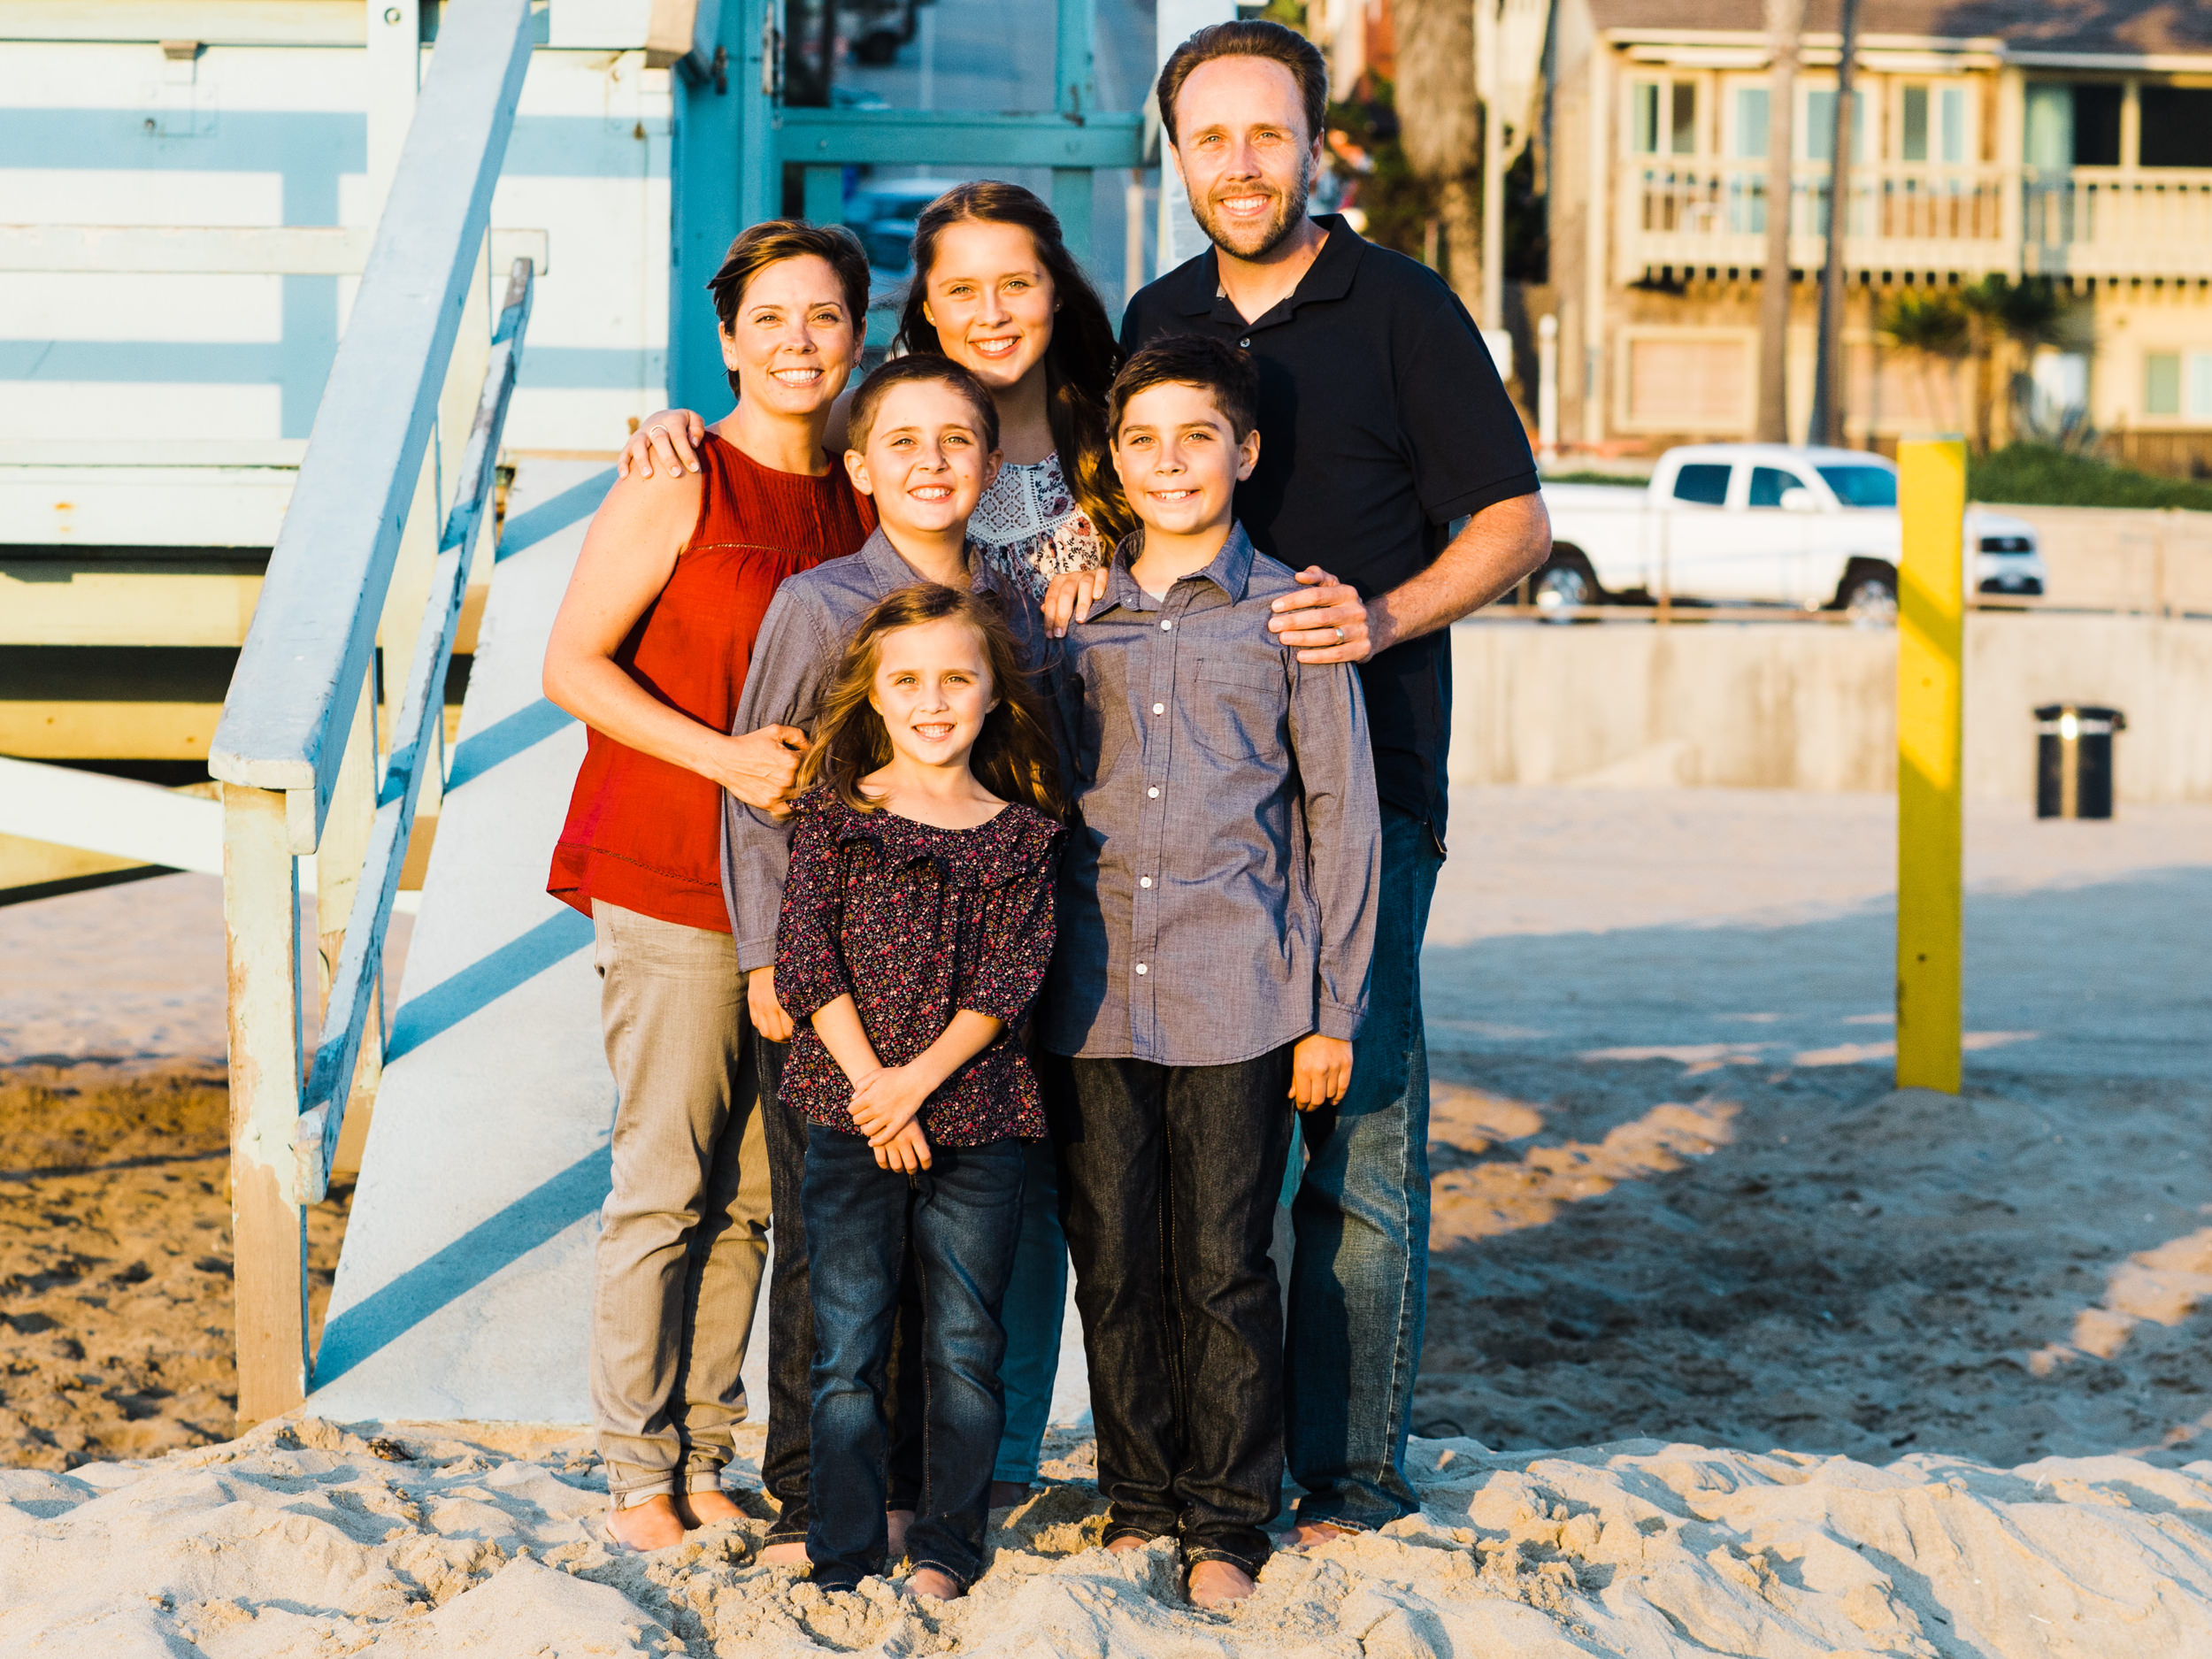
[705,220,872,397]
[1156,19,1329,148]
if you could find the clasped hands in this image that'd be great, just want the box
[847,1063,934,1173]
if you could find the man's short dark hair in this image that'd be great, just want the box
[847,352,1002,456]
[1108,334,1260,442]
[1156,19,1329,149]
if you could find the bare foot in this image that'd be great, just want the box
[906,1565,963,1601]
[886,1508,916,1561]
[757,1540,810,1567]
[678,1487,743,1527]
[605,1494,687,1552]
[988,1480,1032,1510]
[1187,1559,1257,1609]
[1286,1520,1358,1551]
[1105,1533,1152,1553]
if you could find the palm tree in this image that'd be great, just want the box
[1755,0,1807,442]
[1879,288,1970,432]
[1393,0,1482,317]
[1958,275,2065,451]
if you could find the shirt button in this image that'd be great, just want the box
[1135,963,1148,975]
[1141,875,1153,888]
[1151,702,1164,715]
[1148,787,1159,799]
[1239,337,1251,348]
[1160,619,1172,631]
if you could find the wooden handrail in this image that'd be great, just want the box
[296,260,534,1208]
[207,0,534,845]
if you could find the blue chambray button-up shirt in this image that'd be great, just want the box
[1044,524,1381,1066]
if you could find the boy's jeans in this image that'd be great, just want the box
[1285,805,1445,1532]
[802,1125,1025,1593]
[1055,1047,1297,1577]
[995,1128,1068,1487]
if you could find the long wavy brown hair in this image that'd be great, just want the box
[895,181,1135,546]
[799,583,1066,822]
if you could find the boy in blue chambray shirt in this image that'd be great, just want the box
[1043,334,1380,1609]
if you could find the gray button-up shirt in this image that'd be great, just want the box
[721,527,1064,971]
[1044,526,1380,1065]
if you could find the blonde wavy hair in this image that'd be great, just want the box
[799,583,1066,822]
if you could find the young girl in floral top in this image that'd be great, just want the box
[773,582,1064,1601]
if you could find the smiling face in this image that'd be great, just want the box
[1112,379,1260,539]
[843,377,1001,540]
[1169,55,1323,261]
[868,615,999,772]
[719,253,859,416]
[919,219,1057,395]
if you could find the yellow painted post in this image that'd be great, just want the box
[1896,438,1965,1093]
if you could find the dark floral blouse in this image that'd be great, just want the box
[773,788,1064,1146]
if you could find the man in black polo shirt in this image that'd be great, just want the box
[1074,19,1550,1545]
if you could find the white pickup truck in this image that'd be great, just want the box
[1533,443,2047,621]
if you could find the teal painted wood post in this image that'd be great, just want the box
[1056,0,1094,115]
[669,13,745,414]
[734,0,780,230]
[1053,168,1094,265]
[803,165,844,228]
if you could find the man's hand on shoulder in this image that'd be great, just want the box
[1268,568,1374,664]
[1042,566,1111,638]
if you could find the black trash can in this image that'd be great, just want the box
[2034,703,2125,819]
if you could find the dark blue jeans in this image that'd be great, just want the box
[801,1124,1025,1592]
[1055,1047,1297,1576]
[1286,804,1444,1531]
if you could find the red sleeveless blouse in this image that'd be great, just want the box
[548,434,875,932]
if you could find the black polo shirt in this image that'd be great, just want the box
[1119,214,1539,840]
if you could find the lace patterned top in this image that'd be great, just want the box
[966,449,1108,601]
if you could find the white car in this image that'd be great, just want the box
[1534,444,2047,622]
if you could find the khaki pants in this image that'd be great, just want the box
[590,900,772,1502]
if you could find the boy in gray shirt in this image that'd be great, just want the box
[1044,335,1379,1606]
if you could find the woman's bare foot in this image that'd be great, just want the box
[677,1487,743,1527]
[906,1566,962,1601]
[757,1540,810,1567]
[1286,1520,1358,1551]
[605,1495,687,1552]
[886,1508,916,1561]
[1187,1559,1257,1609]
[988,1480,1032,1510]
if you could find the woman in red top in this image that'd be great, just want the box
[541,220,875,1555]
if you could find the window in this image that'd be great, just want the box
[2140,87,2212,169]
[1634,81,1697,156]
[2144,353,2179,417]
[1673,463,1732,505]
[1734,86,1769,159]
[1901,85,1970,164]
[1816,465,1898,508]
[2027,83,2122,168]
[1746,465,1803,507]
[2194,353,2212,420]
[1803,89,1867,162]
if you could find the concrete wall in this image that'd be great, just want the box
[1997,506,2212,614]
[1449,613,2212,804]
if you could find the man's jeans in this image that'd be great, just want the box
[588,902,772,1503]
[801,1125,1025,1593]
[1286,805,1444,1532]
[1056,1048,1296,1576]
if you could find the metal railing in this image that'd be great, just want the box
[204,0,536,1422]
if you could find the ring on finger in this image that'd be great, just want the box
[1333,625,1346,644]
[648,424,669,439]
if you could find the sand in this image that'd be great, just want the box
[6,1407,2212,1656]
[5,787,2212,1651]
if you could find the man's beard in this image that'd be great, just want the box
[1190,153,1315,260]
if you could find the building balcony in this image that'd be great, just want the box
[1617,160,2212,286]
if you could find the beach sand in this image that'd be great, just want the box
[4,787,2210,1652]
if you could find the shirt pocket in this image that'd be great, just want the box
[1181,657,1286,764]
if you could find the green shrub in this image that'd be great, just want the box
[1969,443,2212,511]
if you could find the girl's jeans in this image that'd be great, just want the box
[801,1125,1025,1592]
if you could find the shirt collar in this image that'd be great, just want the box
[1172,213,1363,326]
[1094,522,1257,615]
[858,526,976,593]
